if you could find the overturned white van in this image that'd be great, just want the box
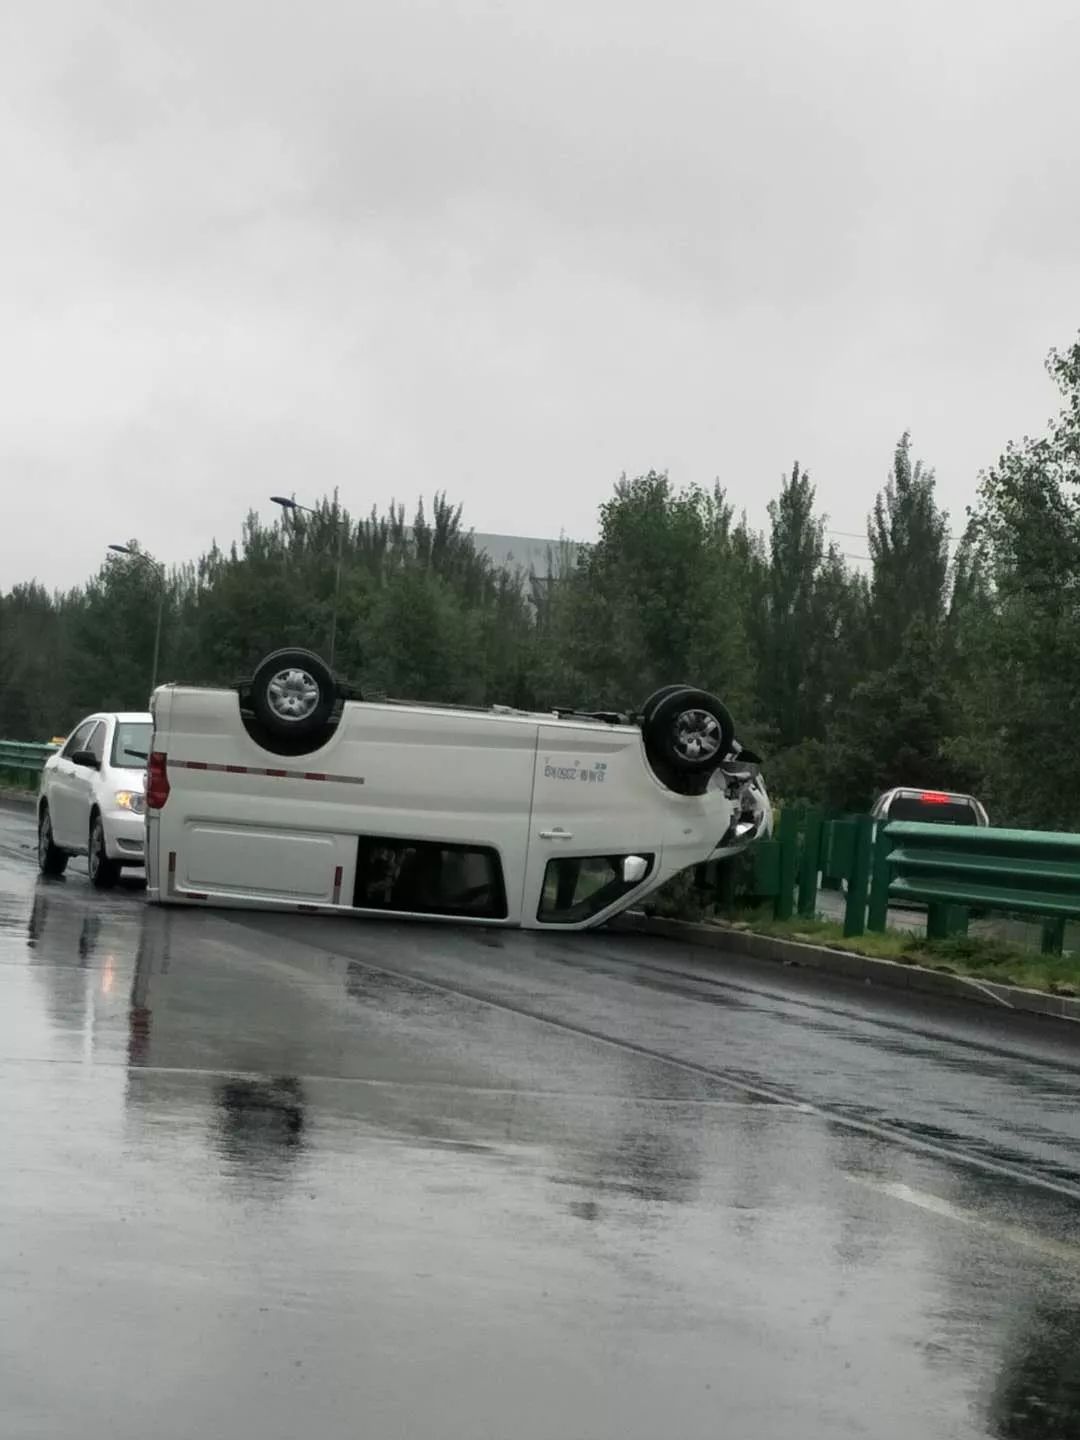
[145,648,769,930]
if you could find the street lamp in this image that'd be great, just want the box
[108,545,165,693]
[271,491,345,670]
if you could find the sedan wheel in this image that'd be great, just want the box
[88,816,120,890]
[37,808,68,878]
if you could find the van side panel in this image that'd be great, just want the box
[181,824,355,901]
[150,688,537,920]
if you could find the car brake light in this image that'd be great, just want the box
[920,792,950,804]
[146,751,170,810]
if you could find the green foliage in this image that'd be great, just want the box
[3,333,1080,843]
[868,431,951,651]
[766,738,830,807]
[960,338,1080,828]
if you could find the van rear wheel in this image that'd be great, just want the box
[639,684,691,727]
[251,648,337,743]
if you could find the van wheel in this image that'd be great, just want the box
[639,685,691,727]
[644,688,734,773]
[38,806,68,877]
[251,648,337,743]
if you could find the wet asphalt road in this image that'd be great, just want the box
[2,805,1080,1438]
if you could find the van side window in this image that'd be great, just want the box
[538,855,655,924]
[352,837,507,919]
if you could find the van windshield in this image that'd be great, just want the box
[887,795,980,825]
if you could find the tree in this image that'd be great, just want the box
[545,471,758,721]
[825,618,973,811]
[752,463,825,747]
[868,432,950,653]
[962,337,1080,826]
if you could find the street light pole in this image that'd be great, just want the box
[108,545,165,693]
[329,488,343,670]
[270,491,345,669]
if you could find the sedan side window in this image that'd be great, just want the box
[85,722,107,764]
[61,721,96,759]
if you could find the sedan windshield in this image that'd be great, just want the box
[111,722,151,770]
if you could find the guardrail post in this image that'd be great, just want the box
[775,807,799,921]
[926,903,948,940]
[797,808,822,918]
[866,823,891,933]
[1041,917,1066,956]
[843,814,873,937]
[926,903,968,940]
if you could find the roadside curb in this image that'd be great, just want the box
[613,913,1080,1026]
[0,788,35,809]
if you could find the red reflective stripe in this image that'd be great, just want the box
[170,759,364,785]
[297,903,318,913]
[332,865,343,904]
[167,851,176,876]
[185,892,208,901]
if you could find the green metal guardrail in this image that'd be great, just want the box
[867,820,1080,955]
[741,807,872,935]
[720,809,1080,956]
[0,740,59,783]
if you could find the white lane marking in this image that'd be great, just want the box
[848,1176,1080,1264]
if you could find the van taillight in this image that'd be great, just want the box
[147,751,170,810]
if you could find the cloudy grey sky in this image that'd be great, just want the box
[3,0,1079,589]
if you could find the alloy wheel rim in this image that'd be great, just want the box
[672,708,723,762]
[267,667,320,722]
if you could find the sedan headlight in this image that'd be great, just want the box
[114,791,146,814]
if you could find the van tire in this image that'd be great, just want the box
[644,688,734,774]
[251,648,337,743]
[639,685,691,727]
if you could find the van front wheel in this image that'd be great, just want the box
[644,688,734,774]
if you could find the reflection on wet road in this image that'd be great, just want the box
[1,803,1079,1439]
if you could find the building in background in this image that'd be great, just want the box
[471,533,580,575]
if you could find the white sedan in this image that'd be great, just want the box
[37,711,152,887]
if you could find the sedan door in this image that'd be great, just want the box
[48,719,97,848]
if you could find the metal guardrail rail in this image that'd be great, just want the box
[729,809,1080,956]
[868,820,1080,954]
[0,740,59,782]
[744,808,872,936]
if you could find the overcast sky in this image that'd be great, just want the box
[3,0,1079,589]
